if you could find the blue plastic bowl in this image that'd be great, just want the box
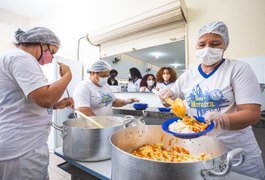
[162,116,214,139]
[158,107,171,112]
[133,103,148,110]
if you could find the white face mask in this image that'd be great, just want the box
[147,80,155,87]
[195,47,223,66]
[98,77,108,87]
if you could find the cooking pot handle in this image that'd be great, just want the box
[52,122,63,132]
[123,115,135,128]
[201,148,245,177]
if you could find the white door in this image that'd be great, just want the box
[42,57,83,150]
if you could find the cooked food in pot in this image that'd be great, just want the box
[132,143,210,162]
[169,116,209,134]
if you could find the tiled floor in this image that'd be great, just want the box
[49,152,71,180]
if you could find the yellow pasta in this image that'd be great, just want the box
[132,144,210,162]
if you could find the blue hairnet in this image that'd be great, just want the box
[87,60,112,73]
[14,27,61,47]
[197,21,229,49]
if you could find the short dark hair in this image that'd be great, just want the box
[110,69,118,75]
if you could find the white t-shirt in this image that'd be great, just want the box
[0,48,51,160]
[156,82,174,91]
[144,87,153,92]
[73,79,116,116]
[127,79,141,92]
[171,59,264,178]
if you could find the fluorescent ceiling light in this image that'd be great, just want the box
[149,52,166,58]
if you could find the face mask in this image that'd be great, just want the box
[110,73,116,78]
[162,74,170,81]
[98,77,108,87]
[147,80,154,87]
[38,45,54,66]
[195,47,223,66]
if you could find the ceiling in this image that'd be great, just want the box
[0,0,58,17]
[126,41,185,68]
[0,0,186,70]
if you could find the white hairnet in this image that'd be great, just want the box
[197,21,229,49]
[14,27,61,47]
[87,60,112,73]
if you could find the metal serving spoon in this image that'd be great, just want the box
[66,89,79,126]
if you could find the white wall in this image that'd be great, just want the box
[185,0,265,66]
[0,9,31,53]
[1,0,265,69]
[29,0,175,75]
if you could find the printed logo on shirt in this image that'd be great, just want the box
[47,108,53,115]
[98,91,113,106]
[186,84,229,117]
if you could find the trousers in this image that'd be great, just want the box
[0,144,49,180]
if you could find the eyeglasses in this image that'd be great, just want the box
[48,45,54,58]
[96,72,109,78]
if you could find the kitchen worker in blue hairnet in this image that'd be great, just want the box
[0,27,74,179]
[159,21,265,179]
[73,60,139,116]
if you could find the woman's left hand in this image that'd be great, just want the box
[204,112,230,130]
[53,97,75,109]
[126,97,140,104]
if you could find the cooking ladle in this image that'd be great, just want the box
[152,89,186,118]
[75,110,104,128]
[66,89,78,126]
[65,89,104,128]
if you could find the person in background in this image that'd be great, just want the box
[0,27,74,180]
[159,21,265,179]
[127,67,142,92]
[107,69,118,85]
[139,74,157,92]
[156,67,177,91]
[73,61,139,116]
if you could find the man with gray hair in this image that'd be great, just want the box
[0,27,74,179]
[73,60,139,116]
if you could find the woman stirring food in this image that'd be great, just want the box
[73,60,139,116]
[159,21,265,179]
[0,27,74,179]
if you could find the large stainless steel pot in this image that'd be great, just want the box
[53,116,124,161]
[110,125,245,180]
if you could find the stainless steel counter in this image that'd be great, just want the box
[54,148,257,180]
[113,108,265,127]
